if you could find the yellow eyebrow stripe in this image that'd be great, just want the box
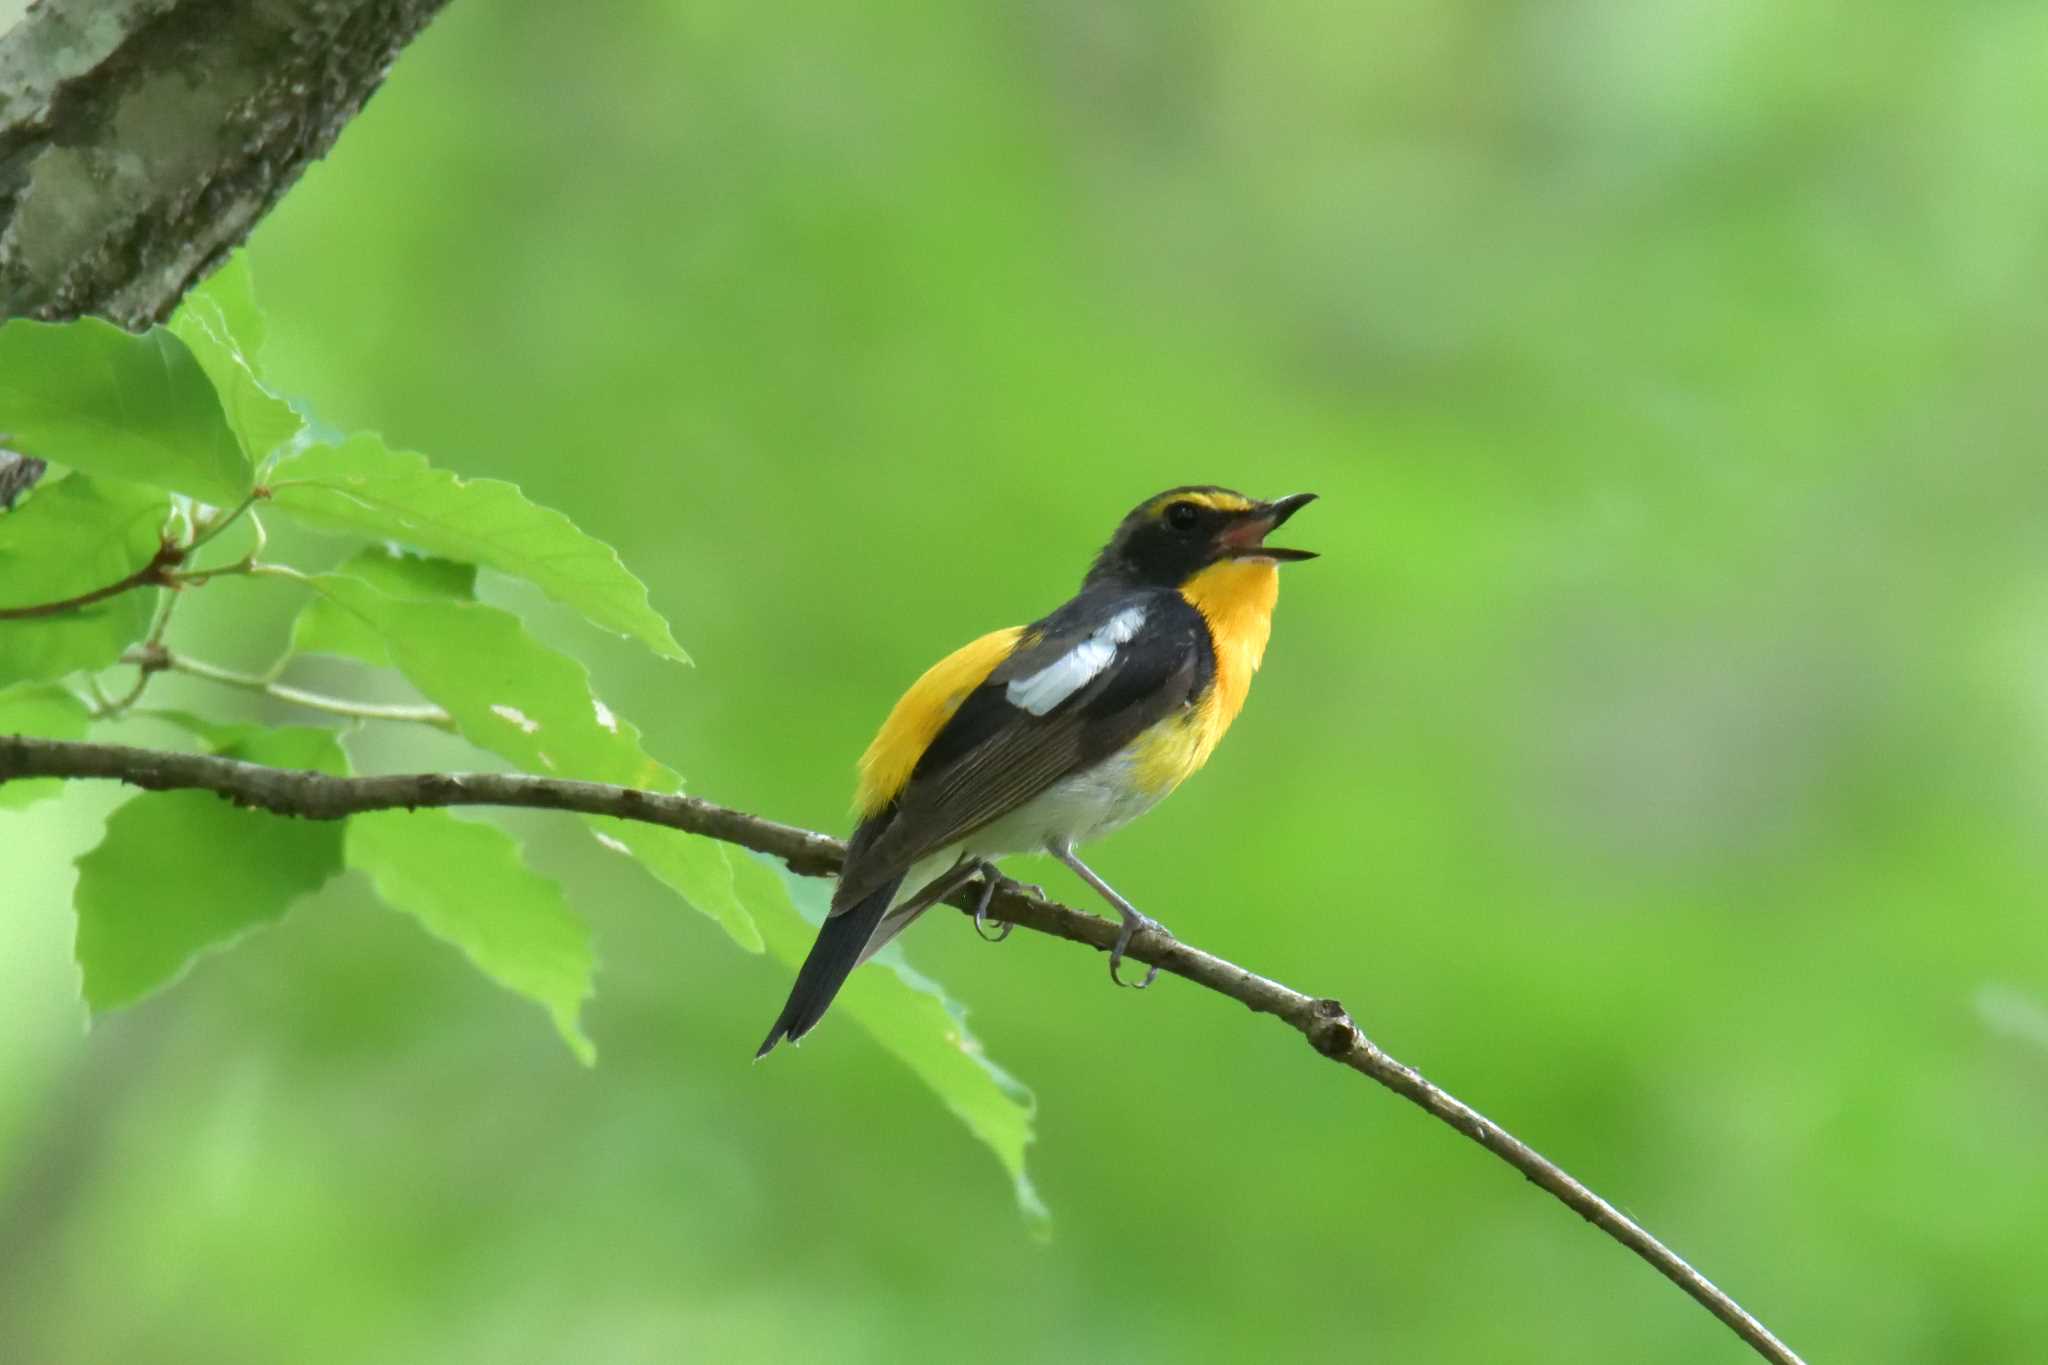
[1146,489,1253,516]
[854,626,1025,816]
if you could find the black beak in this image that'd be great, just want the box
[1224,492,1318,562]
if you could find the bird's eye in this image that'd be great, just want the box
[1164,501,1200,533]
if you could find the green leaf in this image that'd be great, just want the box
[169,257,304,464]
[0,319,252,505]
[0,682,91,810]
[183,251,271,359]
[73,727,347,1012]
[588,808,758,947]
[129,709,268,751]
[746,855,1047,1229]
[303,572,760,951]
[347,809,597,1064]
[268,435,687,662]
[0,473,168,686]
[290,546,477,666]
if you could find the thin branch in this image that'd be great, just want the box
[0,542,182,621]
[120,650,455,731]
[0,497,263,628]
[180,489,272,565]
[88,593,185,723]
[94,661,159,719]
[0,737,1805,1365]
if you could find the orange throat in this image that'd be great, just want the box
[1181,557,1280,727]
[1124,557,1280,796]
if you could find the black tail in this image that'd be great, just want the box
[756,874,904,1058]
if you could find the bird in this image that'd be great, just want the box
[756,486,1317,1057]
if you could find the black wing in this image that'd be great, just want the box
[835,588,1212,908]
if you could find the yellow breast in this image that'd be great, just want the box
[1131,558,1280,795]
[855,626,1023,816]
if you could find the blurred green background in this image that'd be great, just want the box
[6,1,2048,1360]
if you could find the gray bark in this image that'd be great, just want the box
[0,0,450,328]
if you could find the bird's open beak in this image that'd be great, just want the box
[1221,492,1318,562]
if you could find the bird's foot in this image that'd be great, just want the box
[1109,912,1167,989]
[971,863,1040,943]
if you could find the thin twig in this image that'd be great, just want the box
[183,488,270,556]
[96,658,161,717]
[118,650,455,731]
[0,542,183,620]
[0,736,1806,1365]
[89,593,186,723]
[176,506,269,585]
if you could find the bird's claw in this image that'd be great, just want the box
[971,864,1035,943]
[1109,914,1165,989]
[972,877,1014,943]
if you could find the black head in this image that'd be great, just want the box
[1084,486,1318,589]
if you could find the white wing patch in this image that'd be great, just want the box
[1004,605,1148,716]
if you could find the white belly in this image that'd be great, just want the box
[960,748,1164,859]
[858,752,1165,965]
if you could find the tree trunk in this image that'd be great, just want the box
[0,0,449,328]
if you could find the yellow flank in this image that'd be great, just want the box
[1133,557,1281,795]
[855,626,1025,815]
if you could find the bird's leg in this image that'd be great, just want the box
[970,863,1015,942]
[968,861,1044,943]
[1049,842,1166,989]
[891,858,1033,944]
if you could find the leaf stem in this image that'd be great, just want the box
[184,487,270,556]
[121,649,455,730]
[97,662,159,717]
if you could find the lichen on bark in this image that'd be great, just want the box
[0,0,449,328]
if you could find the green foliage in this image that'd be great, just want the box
[0,318,250,505]
[0,683,89,809]
[168,257,306,464]
[751,855,1047,1228]
[290,546,478,666]
[0,265,1041,1214]
[300,572,764,952]
[270,435,688,662]
[347,809,597,1064]
[11,8,2048,1360]
[0,474,167,686]
[73,727,348,1011]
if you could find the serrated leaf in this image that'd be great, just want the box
[0,474,168,686]
[0,682,90,810]
[348,809,597,1064]
[746,855,1046,1228]
[290,546,476,666]
[183,251,270,359]
[0,319,252,505]
[169,257,303,464]
[73,727,347,1012]
[588,808,756,946]
[302,572,760,952]
[269,435,687,662]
